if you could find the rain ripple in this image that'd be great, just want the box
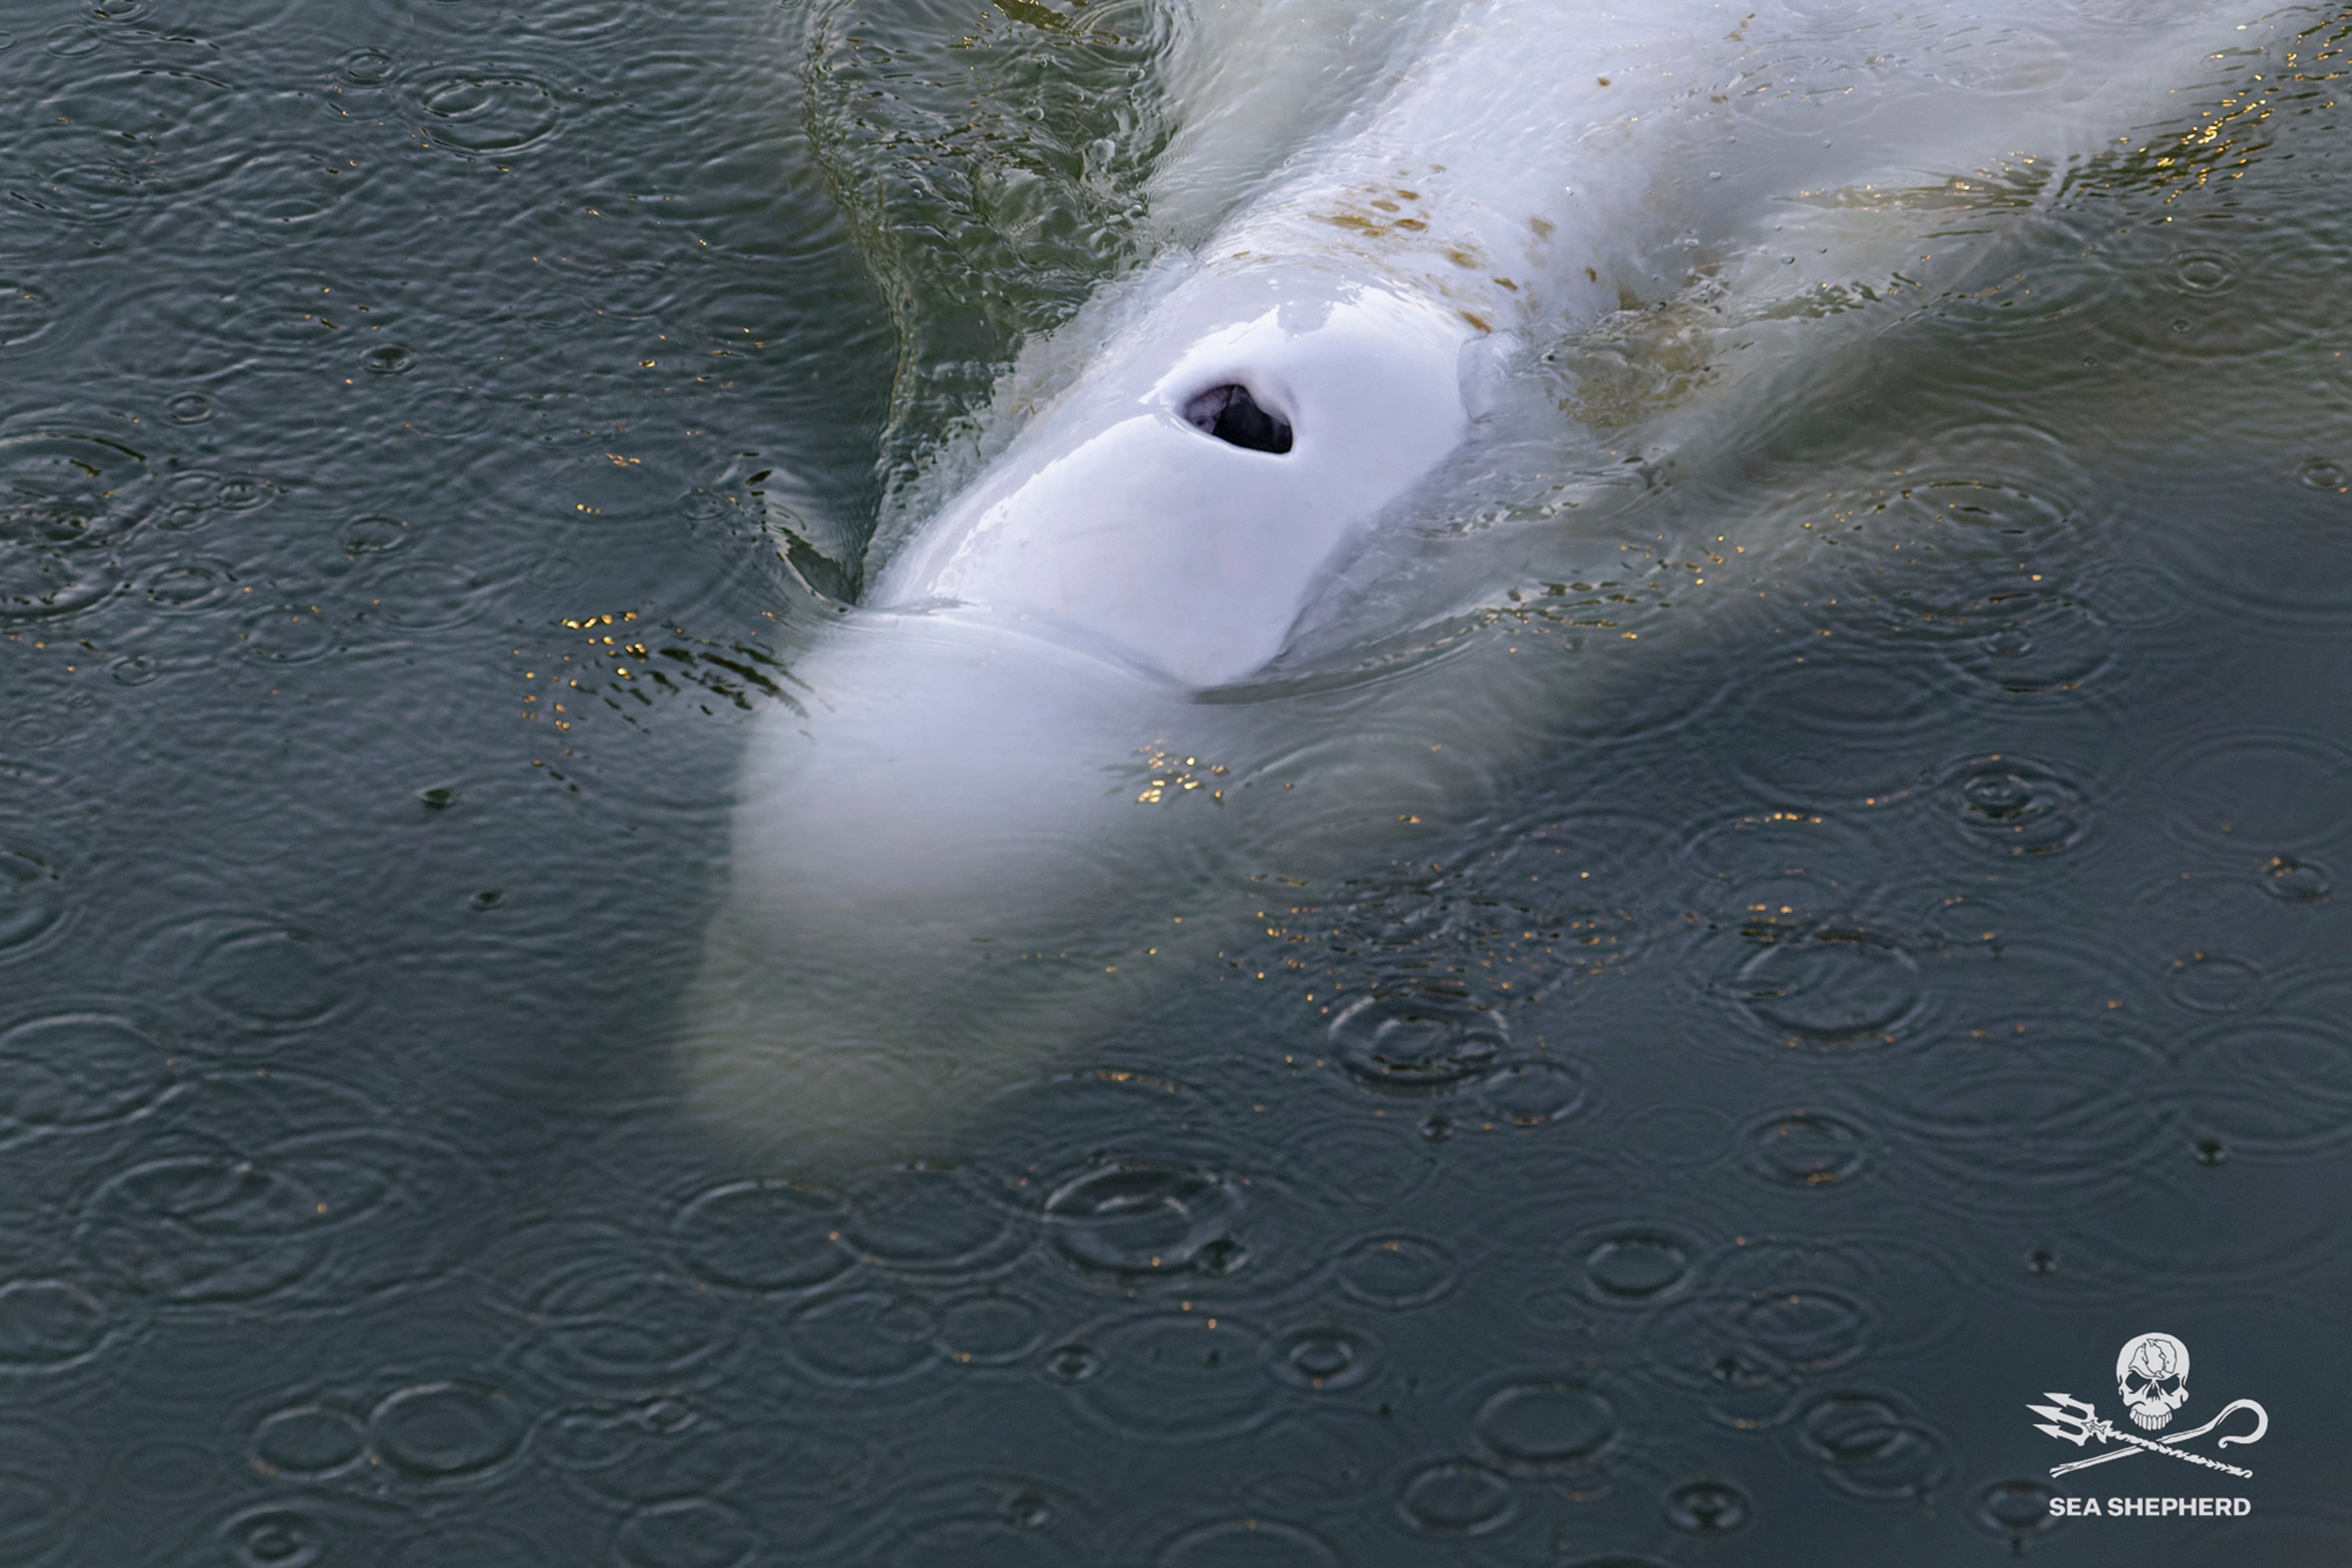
[0,850,66,959]
[1331,1233,1458,1309]
[1940,752,2089,856]
[1043,1160,1246,1279]
[2174,1017,2352,1158]
[1742,1108,1875,1192]
[1154,1516,1338,1568]
[0,1418,83,1565]
[0,1278,114,1372]
[408,70,568,157]
[370,1381,528,1483]
[128,909,362,1042]
[614,1497,759,1568]
[521,1245,747,1392]
[251,1403,366,1478]
[842,1162,1028,1277]
[1064,1313,1278,1443]
[861,1473,1093,1568]
[1471,1375,1623,1475]
[1395,1458,1514,1536]
[670,1177,854,1294]
[1706,922,1929,1051]
[1877,1039,2171,1212]
[1782,1390,1951,1504]
[1661,1478,1752,1535]
[1640,1238,1965,1429]
[2156,725,2352,856]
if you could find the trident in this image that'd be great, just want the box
[2027,1393,2254,1479]
[2046,1398,2268,1478]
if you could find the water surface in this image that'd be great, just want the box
[4,1,2351,1563]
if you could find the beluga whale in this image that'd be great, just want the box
[683,0,2294,1159]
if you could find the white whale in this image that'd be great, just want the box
[685,0,2292,1158]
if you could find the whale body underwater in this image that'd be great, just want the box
[683,0,2292,1157]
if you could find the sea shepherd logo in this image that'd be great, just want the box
[2030,1333,2269,1520]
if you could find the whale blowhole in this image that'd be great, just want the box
[1184,383,1293,454]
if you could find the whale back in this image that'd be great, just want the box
[859,0,2269,684]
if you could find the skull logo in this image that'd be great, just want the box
[2116,1332,2192,1431]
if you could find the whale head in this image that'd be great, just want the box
[687,0,2288,1162]
[684,247,1519,1160]
[872,268,1480,687]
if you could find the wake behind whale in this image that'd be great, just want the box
[684,0,2293,1158]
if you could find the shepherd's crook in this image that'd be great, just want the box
[2048,1398,2268,1479]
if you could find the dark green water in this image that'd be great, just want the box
[3,1,2351,1563]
